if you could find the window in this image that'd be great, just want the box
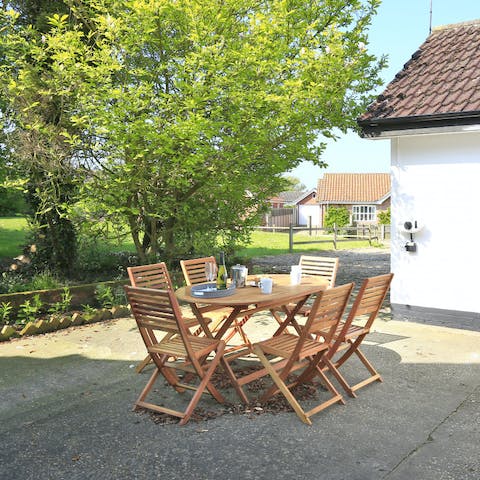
[352,205,376,222]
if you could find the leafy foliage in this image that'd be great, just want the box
[0,5,82,276]
[377,207,391,225]
[0,301,13,324]
[17,294,43,324]
[48,286,72,314]
[1,0,385,267]
[94,284,115,309]
[0,187,27,216]
[324,206,350,229]
[27,271,61,291]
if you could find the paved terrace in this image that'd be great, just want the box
[1,248,479,480]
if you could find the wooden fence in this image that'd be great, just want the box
[263,208,298,228]
[255,224,390,252]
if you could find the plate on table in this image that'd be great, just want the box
[191,283,236,298]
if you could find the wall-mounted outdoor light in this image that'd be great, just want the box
[398,220,423,252]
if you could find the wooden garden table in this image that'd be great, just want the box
[175,274,328,351]
[176,274,329,404]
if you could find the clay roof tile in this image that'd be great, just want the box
[361,20,480,122]
[317,173,390,203]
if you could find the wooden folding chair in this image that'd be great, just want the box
[127,262,211,373]
[299,255,339,287]
[270,255,340,326]
[249,283,354,425]
[180,256,251,351]
[295,255,339,315]
[125,285,240,425]
[319,273,394,397]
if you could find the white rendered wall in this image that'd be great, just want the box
[391,131,480,314]
[298,204,321,226]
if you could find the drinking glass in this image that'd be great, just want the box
[205,261,217,289]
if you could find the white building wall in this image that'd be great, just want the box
[298,204,321,226]
[391,131,480,314]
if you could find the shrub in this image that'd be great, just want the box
[0,270,62,294]
[112,285,127,305]
[81,304,97,315]
[377,208,391,225]
[74,243,138,282]
[95,284,115,309]
[324,207,350,231]
[48,287,72,315]
[0,301,13,325]
[27,271,61,291]
[17,295,43,325]
[0,186,27,216]
[0,271,30,294]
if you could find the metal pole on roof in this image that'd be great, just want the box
[429,0,433,34]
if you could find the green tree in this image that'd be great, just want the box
[377,207,391,225]
[282,175,307,192]
[0,4,82,274]
[324,206,350,229]
[3,1,385,266]
[78,0,384,264]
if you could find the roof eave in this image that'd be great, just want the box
[318,197,390,205]
[286,188,317,205]
[358,111,480,137]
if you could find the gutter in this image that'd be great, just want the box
[318,198,389,206]
[358,110,480,137]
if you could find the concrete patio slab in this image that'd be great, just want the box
[1,311,479,480]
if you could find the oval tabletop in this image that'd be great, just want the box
[175,274,328,307]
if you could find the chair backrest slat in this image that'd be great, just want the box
[181,256,217,286]
[299,255,339,287]
[350,274,394,328]
[306,283,354,342]
[125,284,202,362]
[125,286,180,333]
[127,263,174,290]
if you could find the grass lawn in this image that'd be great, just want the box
[235,230,376,258]
[0,217,28,258]
[0,217,381,262]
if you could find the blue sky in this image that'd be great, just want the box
[290,0,480,190]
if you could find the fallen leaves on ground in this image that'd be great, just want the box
[141,362,326,425]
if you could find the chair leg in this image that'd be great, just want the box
[219,357,249,404]
[136,332,176,373]
[133,368,160,411]
[318,357,356,398]
[331,338,383,395]
[212,315,251,353]
[295,353,347,407]
[353,346,383,381]
[160,365,187,393]
[179,350,226,425]
[200,354,228,403]
[135,354,152,373]
[333,336,365,368]
[253,346,312,425]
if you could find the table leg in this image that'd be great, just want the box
[190,304,215,338]
[272,295,310,336]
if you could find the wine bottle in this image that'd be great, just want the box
[216,251,228,290]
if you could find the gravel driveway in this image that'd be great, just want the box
[250,247,391,287]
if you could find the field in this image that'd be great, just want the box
[235,230,373,258]
[0,217,375,262]
[0,217,29,259]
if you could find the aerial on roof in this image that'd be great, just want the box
[359,19,480,135]
[317,173,390,204]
